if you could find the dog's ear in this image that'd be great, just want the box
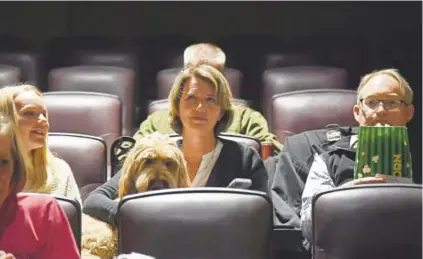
[118,140,152,198]
[118,150,139,199]
[118,168,133,199]
[176,153,191,188]
[178,166,191,188]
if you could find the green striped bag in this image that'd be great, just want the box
[354,126,412,180]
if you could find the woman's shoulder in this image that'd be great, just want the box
[17,193,58,211]
[218,137,263,165]
[219,137,242,149]
[51,156,73,173]
[47,157,74,185]
[218,136,257,154]
[16,193,69,227]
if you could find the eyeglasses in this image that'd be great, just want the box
[359,98,408,111]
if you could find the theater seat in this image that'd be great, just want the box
[313,184,422,259]
[0,52,41,88]
[147,99,170,114]
[271,89,357,142]
[55,195,82,251]
[48,66,135,136]
[156,67,243,98]
[263,53,318,71]
[48,133,108,201]
[262,66,349,123]
[118,188,272,259]
[0,64,20,87]
[43,91,121,150]
[70,50,144,117]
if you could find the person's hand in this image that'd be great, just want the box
[353,174,388,185]
[0,251,15,259]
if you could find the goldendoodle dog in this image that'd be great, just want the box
[81,133,191,259]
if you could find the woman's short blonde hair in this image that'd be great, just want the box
[0,84,54,192]
[0,113,29,193]
[183,43,226,71]
[168,65,234,135]
[357,68,413,104]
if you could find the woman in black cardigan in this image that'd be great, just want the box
[83,64,268,226]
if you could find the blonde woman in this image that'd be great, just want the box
[0,113,79,258]
[83,64,269,226]
[0,85,81,204]
[134,42,283,155]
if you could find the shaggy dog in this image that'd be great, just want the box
[81,133,191,259]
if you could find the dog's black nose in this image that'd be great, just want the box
[148,180,170,191]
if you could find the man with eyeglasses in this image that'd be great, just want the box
[300,68,415,244]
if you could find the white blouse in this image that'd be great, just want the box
[191,140,223,187]
[24,157,82,205]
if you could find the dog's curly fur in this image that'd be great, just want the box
[81,133,191,259]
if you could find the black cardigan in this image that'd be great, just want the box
[82,137,269,226]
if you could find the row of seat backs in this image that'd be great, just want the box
[0,33,419,106]
[0,48,317,88]
[119,184,422,259]
[30,183,422,259]
[0,57,348,101]
[24,189,272,259]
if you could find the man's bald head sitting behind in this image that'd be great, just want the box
[183,43,226,72]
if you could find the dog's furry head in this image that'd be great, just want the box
[118,132,191,198]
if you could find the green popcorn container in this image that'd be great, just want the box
[354,126,412,180]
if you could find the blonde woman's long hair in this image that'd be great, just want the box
[0,84,56,192]
[0,113,30,193]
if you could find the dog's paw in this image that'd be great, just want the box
[81,214,118,259]
[81,251,103,259]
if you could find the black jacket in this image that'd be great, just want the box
[266,126,357,225]
[320,135,357,186]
